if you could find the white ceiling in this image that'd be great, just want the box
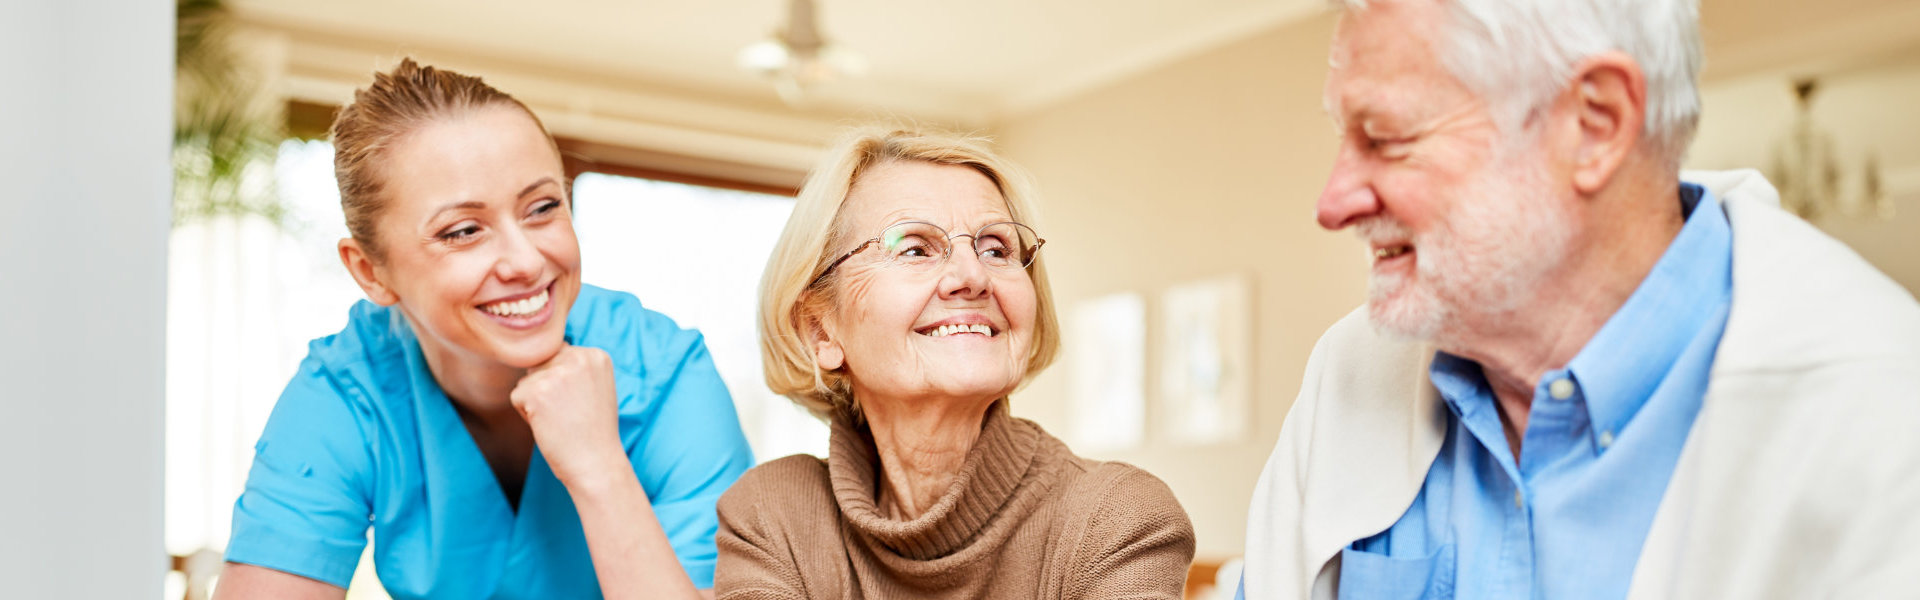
[226,0,1920,176]
[230,0,1324,124]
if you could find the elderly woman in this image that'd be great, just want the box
[714,129,1195,598]
[216,59,752,599]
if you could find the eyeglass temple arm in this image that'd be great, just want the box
[811,237,879,284]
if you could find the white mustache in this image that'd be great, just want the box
[1354,217,1415,246]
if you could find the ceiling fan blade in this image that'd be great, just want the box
[784,0,825,52]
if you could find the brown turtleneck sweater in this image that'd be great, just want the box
[713,401,1195,599]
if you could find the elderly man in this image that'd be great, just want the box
[1238,0,1920,598]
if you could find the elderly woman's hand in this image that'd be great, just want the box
[510,345,630,491]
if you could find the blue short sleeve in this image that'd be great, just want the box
[566,285,755,589]
[630,314,755,589]
[225,354,375,588]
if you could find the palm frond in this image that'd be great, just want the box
[173,0,289,229]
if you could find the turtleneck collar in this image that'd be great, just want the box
[827,398,1049,561]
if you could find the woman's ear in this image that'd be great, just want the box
[798,291,844,371]
[338,238,400,306]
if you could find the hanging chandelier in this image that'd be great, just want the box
[1768,78,1892,221]
[737,0,868,104]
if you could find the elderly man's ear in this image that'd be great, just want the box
[1559,51,1648,195]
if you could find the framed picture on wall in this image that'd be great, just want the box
[1068,292,1147,452]
[1157,273,1253,445]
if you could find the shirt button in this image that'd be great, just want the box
[1599,430,1615,448]
[1514,490,1524,508]
[1549,378,1575,400]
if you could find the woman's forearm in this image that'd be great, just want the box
[513,346,706,598]
[213,563,347,600]
[567,470,705,600]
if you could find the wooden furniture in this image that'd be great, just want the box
[1186,557,1228,599]
[169,550,222,600]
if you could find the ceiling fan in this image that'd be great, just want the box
[737,0,868,103]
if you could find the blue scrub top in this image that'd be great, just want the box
[226,284,754,598]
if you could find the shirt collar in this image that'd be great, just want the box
[1429,351,1492,420]
[1562,182,1733,449]
[1425,183,1734,451]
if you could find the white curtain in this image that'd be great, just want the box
[165,140,373,597]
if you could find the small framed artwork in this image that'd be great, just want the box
[1068,292,1147,452]
[1158,273,1254,445]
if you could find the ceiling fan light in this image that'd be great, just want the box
[737,40,791,73]
[819,45,868,78]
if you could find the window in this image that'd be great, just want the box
[571,171,827,461]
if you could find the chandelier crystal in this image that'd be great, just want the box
[1768,78,1893,221]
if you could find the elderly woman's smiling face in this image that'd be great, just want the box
[813,160,1038,406]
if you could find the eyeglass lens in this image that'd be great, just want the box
[876,222,1038,270]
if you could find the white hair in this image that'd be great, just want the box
[1337,0,1703,166]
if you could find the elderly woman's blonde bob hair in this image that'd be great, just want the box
[758,127,1062,419]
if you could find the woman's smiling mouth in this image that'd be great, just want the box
[914,314,1000,338]
[918,323,997,338]
[477,283,555,329]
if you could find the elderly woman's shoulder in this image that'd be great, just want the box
[1045,455,1196,569]
[1059,459,1185,517]
[717,454,836,518]
[1022,421,1189,526]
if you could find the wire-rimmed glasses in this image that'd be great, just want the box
[811,221,1045,285]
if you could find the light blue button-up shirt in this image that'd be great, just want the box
[226,284,754,598]
[1331,183,1733,599]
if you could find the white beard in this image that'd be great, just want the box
[1362,149,1574,346]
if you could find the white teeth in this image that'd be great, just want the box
[923,323,995,337]
[483,289,549,318]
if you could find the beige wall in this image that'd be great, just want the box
[995,12,1355,560]
[1688,58,1920,296]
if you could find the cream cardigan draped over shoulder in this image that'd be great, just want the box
[1242,170,1920,599]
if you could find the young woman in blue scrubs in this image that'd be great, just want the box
[215,59,753,599]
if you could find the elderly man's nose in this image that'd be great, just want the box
[1316,148,1381,230]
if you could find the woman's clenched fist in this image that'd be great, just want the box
[510,345,628,490]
